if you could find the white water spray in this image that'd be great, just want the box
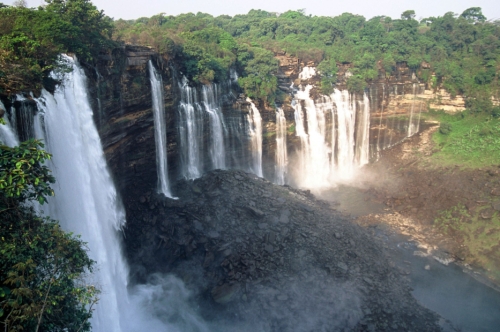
[202,84,226,170]
[35,56,128,332]
[0,100,19,147]
[275,107,288,185]
[178,77,203,179]
[246,98,263,177]
[407,83,417,137]
[291,87,371,188]
[148,61,174,198]
[355,93,371,166]
[293,86,331,188]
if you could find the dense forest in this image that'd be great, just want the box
[1,1,499,110]
[112,7,500,111]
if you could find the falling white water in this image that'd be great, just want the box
[202,84,226,170]
[293,86,331,188]
[14,94,36,141]
[148,61,174,198]
[0,101,19,147]
[178,77,203,179]
[355,93,371,166]
[246,98,263,177]
[407,83,417,137]
[291,87,371,188]
[332,89,358,180]
[299,66,316,80]
[275,107,288,185]
[35,56,128,332]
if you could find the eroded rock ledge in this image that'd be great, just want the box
[124,169,441,331]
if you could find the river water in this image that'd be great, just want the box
[319,186,500,332]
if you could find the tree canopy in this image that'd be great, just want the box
[0,139,98,331]
[0,0,114,94]
[112,6,499,104]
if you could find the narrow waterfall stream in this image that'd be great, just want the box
[35,56,129,332]
[178,77,204,179]
[332,89,359,180]
[275,107,287,184]
[246,98,263,177]
[178,78,227,178]
[292,86,330,188]
[0,100,19,147]
[202,84,226,170]
[355,94,371,166]
[148,61,174,197]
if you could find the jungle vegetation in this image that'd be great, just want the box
[0,139,98,331]
[112,7,500,110]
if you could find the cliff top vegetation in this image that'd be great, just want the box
[0,1,499,112]
[0,0,114,94]
[113,7,500,111]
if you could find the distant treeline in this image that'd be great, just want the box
[1,1,499,112]
[114,7,499,110]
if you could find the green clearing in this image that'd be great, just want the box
[434,203,500,282]
[425,111,500,168]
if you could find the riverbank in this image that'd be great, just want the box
[340,120,500,287]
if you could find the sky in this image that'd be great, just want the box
[4,0,500,21]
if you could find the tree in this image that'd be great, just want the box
[460,7,486,23]
[44,0,115,61]
[0,138,98,331]
[0,140,55,204]
[237,46,278,103]
[401,10,416,21]
[13,0,26,7]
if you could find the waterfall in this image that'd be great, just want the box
[275,107,287,185]
[178,77,203,179]
[148,61,174,198]
[35,56,128,332]
[0,101,19,147]
[202,84,226,170]
[291,87,371,188]
[246,98,263,177]
[293,86,331,188]
[355,93,371,166]
[407,83,417,137]
[15,94,36,141]
[332,89,356,180]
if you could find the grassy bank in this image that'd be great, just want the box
[425,111,500,168]
[434,203,500,282]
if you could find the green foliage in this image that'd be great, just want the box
[112,6,500,104]
[432,111,500,167]
[237,45,278,103]
[0,0,114,94]
[177,27,237,83]
[460,7,486,23]
[346,75,366,93]
[0,134,97,331]
[401,10,416,21]
[435,202,500,283]
[0,209,98,331]
[0,139,55,204]
[439,122,452,134]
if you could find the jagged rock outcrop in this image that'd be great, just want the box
[124,169,442,331]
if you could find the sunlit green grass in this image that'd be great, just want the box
[435,203,500,282]
[425,111,500,168]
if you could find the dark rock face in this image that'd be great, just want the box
[124,169,441,331]
[83,45,174,196]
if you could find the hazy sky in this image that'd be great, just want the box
[5,0,500,21]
